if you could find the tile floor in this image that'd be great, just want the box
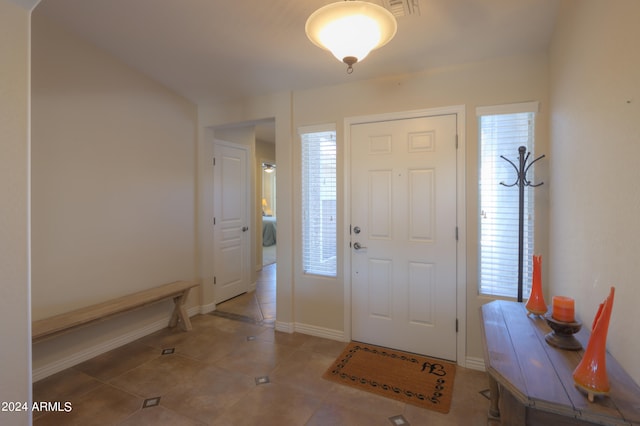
[33,263,493,425]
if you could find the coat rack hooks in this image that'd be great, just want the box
[500,146,545,188]
[499,146,546,302]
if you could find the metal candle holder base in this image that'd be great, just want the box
[544,313,582,351]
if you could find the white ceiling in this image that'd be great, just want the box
[35,0,559,107]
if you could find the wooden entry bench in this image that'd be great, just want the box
[480,300,640,426]
[32,280,199,343]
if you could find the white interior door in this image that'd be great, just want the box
[350,114,458,361]
[214,140,250,303]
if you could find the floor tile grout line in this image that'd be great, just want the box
[256,293,267,321]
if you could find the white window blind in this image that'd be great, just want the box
[478,104,537,298]
[300,127,337,277]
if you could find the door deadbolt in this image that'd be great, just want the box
[353,226,361,234]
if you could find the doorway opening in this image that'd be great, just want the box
[213,264,276,326]
[261,162,277,266]
[213,118,277,326]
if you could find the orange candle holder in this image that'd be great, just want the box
[573,286,615,402]
[552,296,575,323]
[525,255,547,316]
[545,295,581,350]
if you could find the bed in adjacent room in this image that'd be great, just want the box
[262,216,276,246]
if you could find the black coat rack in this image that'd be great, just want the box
[500,146,545,302]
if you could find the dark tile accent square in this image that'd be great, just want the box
[161,348,175,355]
[389,414,410,425]
[480,389,491,400]
[255,376,270,385]
[142,396,161,408]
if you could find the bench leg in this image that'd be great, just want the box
[169,289,193,331]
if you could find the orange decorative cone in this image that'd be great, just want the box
[525,255,547,316]
[572,286,615,402]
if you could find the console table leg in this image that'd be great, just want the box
[488,374,500,419]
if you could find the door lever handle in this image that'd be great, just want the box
[242,226,249,232]
[353,242,367,250]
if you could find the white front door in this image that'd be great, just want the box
[214,140,250,303]
[350,114,458,360]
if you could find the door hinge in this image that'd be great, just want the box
[455,227,459,241]
[456,318,459,332]
[214,276,216,285]
[455,134,458,149]
[213,157,216,166]
[214,217,216,226]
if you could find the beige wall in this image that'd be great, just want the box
[0,1,35,424]
[201,52,550,363]
[30,13,198,378]
[7,1,636,401]
[291,53,550,355]
[549,0,640,384]
[197,0,640,386]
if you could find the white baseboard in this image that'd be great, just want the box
[465,356,486,371]
[293,322,346,342]
[32,306,201,382]
[274,321,484,369]
[273,321,344,342]
[274,321,293,334]
[199,302,216,315]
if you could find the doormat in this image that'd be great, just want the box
[323,342,456,413]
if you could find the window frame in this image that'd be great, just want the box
[476,101,539,299]
[298,123,338,278]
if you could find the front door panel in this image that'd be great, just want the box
[350,114,458,360]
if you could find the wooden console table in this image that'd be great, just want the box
[480,300,640,425]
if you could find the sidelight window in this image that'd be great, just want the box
[477,102,538,298]
[300,125,337,277]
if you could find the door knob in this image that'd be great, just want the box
[353,242,367,250]
[242,226,249,232]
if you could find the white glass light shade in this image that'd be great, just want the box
[305,1,397,69]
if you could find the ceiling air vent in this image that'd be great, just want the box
[383,0,420,17]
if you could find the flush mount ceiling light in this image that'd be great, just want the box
[305,0,397,74]
[262,163,276,173]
